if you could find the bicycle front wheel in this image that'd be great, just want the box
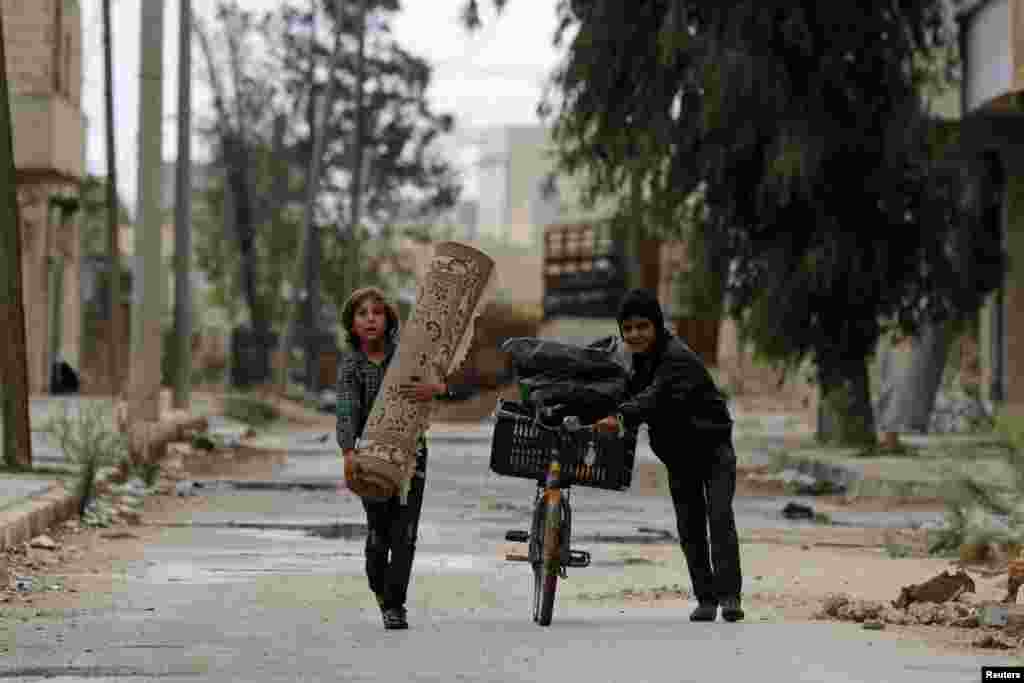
[533,490,562,626]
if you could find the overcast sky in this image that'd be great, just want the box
[80,0,565,210]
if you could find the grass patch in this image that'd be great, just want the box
[857,441,921,458]
[222,394,280,428]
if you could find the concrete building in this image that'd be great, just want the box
[3,0,85,394]
[476,124,599,247]
[957,0,1024,411]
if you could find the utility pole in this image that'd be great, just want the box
[102,0,122,399]
[129,0,166,423]
[0,8,32,468]
[172,0,193,409]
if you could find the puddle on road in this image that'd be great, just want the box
[591,557,659,568]
[152,520,368,540]
[0,665,201,678]
[136,550,504,585]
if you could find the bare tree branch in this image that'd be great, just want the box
[192,16,233,137]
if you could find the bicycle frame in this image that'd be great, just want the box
[498,406,606,625]
[530,439,574,579]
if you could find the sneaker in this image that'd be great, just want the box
[721,597,744,622]
[689,602,718,622]
[383,606,408,630]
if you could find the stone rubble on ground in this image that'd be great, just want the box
[28,535,57,551]
[817,593,982,629]
[928,391,992,435]
[973,633,1022,650]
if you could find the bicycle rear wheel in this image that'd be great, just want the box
[533,491,562,626]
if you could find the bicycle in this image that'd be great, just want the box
[489,399,637,626]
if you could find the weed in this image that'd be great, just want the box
[40,402,127,515]
[133,460,162,488]
[885,543,913,559]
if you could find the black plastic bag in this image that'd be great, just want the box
[521,376,628,424]
[502,336,630,423]
[501,336,629,380]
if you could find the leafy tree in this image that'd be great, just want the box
[192,1,459,377]
[466,0,1004,447]
[273,0,460,237]
[192,0,456,348]
[79,175,130,258]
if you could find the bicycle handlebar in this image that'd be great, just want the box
[493,404,610,435]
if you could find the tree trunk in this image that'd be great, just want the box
[225,138,264,335]
[0,7,32,468]
[816,356,877,448]
[345,0,369,299]
[876,322,952,435]
[279,0,346,391]
[192,17,270,381]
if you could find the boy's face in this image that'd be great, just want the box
[353,298,389,346]
[621,316,657,354]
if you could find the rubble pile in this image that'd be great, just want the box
[0,525,86,602]
[816,578,1024,651]
[815,594,980,629]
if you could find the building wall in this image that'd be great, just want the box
[1001,168,1024,408]
[16,181,81,393]
[2,0,85,394]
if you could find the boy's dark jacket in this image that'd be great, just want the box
[619,333,733,454]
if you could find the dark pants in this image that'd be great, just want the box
[360,454,426,610]
[662,439,742,605]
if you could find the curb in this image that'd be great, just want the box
[0,482,81,550]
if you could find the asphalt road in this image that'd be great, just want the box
[0,429,1017,681]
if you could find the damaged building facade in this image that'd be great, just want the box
[2,0,85,395]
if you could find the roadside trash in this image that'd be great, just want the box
[175,481,198,497]
[979,603,1010,627]
[13,577,33,592]
[781,502,815,520]
[892,568,975,609]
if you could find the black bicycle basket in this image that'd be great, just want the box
[489,400,637,491]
